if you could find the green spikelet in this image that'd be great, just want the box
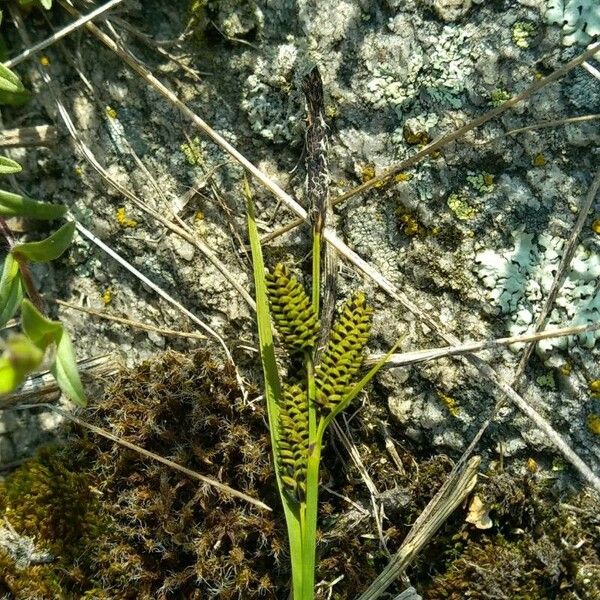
[315,292,373,412]
[277,383,309,502]
[266,263,320,354]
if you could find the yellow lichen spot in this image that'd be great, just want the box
[589,379,600,397]
[116,207,138,228]
[74,165,84,177]
[558,363,572,376]
[105,106,118,120]
[361,164,376,182]
[526,457,538,473]
[532,153,546,167]
[534,72,544,80]
[483,173,495,188]
[194,211,205,222]
[395,172,414,183]
[403,127,430,146]
[592,219,600,235]
[39,55,50,67]
[437,391,460,417]
[101,289,113,306]
[447,193,477,220]
[400,213,420,236]
[586,414,600,435]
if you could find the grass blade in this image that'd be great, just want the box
[0,189,66,219]
[244,178,304,599]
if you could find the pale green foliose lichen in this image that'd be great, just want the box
[474,230,600,356]
[546,0,600,46]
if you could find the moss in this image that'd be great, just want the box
[0,446,111,598]
[422,472,600,599]
[3,352,598,599]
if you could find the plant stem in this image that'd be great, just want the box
[311,231,321,315]
[0,217,44,313]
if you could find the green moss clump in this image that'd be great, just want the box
[0,446,111,598]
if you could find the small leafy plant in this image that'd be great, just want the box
[245,180,395,599]
[0,61,84,405]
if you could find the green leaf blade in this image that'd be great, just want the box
[21,298,62,350]
[245,179,305,599]
[12,221,75,262]
[0,254,23,327]
[0,156,22,175]
[0,62,24,94]
[51,330,86,406]
[0,189,67,220]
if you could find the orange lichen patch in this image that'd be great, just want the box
[39,56,50,66]
[589,379,600,397]
[526,458,538,473]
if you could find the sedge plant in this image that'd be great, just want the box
[0,59,84,405]
[245,179,396,599]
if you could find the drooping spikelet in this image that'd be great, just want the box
[266,263,320,354]
[277,383,309,502]
[315,293,372,412]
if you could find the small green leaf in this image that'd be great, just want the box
[0,254,23,327]
[0,62,25,95]
[20,299,86,405]
[51,330,86,406]
[0,334,44,394]
[21,298,62,350]
[39,0,53,9]
[0,189,66,219]
[12,221,75,263]
[0,156,22,175]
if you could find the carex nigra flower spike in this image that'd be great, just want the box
[315,292,373,412]
[266,263,320,354]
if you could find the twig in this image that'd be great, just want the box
[55,299,208,341]
[479,114,600,142]
[7,402,271,511]
[366,319,600,369]
[357,457,480,599]
[5,0,124,69]
[0,125,57,148]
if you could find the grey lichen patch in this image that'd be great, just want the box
[241,43,303,143]
[546,0,600,46]
[474,229,600,356]
[361,21,476,116]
